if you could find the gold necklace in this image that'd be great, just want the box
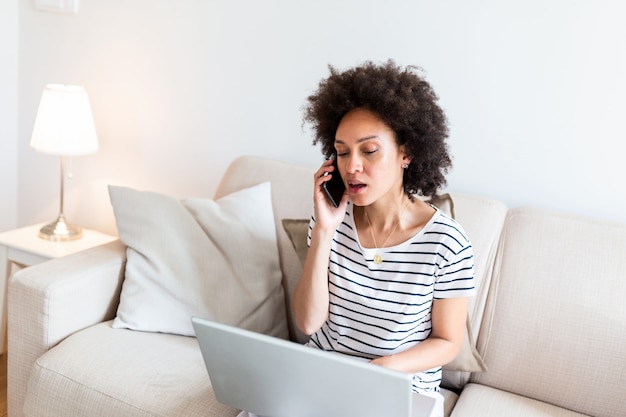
[364,201,408,265]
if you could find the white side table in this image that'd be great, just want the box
[0,223,117,353]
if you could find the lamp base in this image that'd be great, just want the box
[39,214,82,241]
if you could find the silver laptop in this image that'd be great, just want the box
[192,317,436,417]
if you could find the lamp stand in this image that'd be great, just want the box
[39,155,82,241]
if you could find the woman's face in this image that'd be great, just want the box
[334,108,408,207]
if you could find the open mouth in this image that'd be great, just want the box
[348,182,366,193]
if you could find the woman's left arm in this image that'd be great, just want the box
[370,296,468,373]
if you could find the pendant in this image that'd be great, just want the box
[373,253,383,264]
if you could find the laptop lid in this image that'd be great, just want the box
[192,317,436,417]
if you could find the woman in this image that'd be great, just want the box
[292,60,475,417]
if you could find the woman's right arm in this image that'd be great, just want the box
[292,225,335,335]
[292,160,348,335]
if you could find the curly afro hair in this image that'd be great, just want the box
[302,60,451,199]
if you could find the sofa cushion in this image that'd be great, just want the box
[109,182,288,338]
[451,383,589,417]
[280,218,309,265]
[23,322,239,417]
[440,388,460,417]
[281,194,488,374]
[441,192,507,389]
[472,208,626,417]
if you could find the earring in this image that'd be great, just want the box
[402,162,409,169]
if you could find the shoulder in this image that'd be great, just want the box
[424,209,472,253]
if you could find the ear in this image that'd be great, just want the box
[399,145,412,167]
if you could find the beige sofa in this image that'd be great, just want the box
[8,156,625,417]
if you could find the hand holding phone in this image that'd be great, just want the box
[322,158,346,208]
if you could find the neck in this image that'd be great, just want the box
[362,194,410,230]
[362,199,410,240]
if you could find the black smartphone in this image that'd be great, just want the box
[322,158,346,208]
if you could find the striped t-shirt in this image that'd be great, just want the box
[306,200,475,393]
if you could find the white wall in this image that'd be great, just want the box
[15,0,626,237]
[0,0,18,232]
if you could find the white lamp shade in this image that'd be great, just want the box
[30,84,99,156]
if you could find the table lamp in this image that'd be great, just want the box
[30,84,99,241]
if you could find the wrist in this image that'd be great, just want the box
[371,354,408,373]
[310,223,337,242]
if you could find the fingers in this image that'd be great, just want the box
[314,160,334,191]
[315,159,334,179]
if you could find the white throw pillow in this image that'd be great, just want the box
[109,182,288,339]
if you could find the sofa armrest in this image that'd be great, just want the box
[7,239,126,417]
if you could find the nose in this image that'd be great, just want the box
[345,154,363,174]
